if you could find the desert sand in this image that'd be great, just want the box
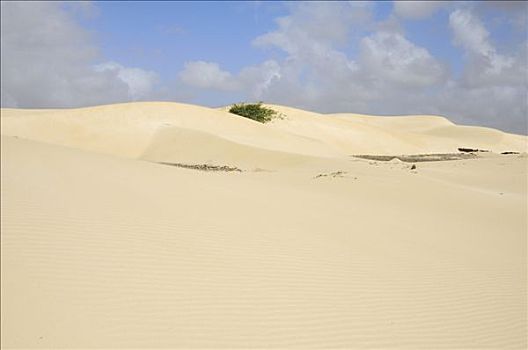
[1,102,527,348]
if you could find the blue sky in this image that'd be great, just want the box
[1,1,527,133]
[85,2,285,76]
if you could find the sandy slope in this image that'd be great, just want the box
[1,103,341,160]
[263,104,527,155]
[1,102,527,348]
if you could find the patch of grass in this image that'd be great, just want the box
[228,102,278,123]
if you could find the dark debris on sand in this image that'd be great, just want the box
[458,147,489,153]
[314,171,348,179]
[159,162,242,172]
[352,153,477,163]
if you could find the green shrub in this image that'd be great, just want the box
[228,102,278,123]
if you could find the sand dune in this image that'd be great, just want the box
[263,104,527,155]
[2,102,526,164]
[1,102,527,348]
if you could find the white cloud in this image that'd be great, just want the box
[448,9,526,88]
[94,62,158,99]
[393,1,446,20]
[0,2,157,108]
[178,59,284,102]
[359,31,446,87]
[253,2,372,56]
[443,8,527,132]
[179,61,238,91]
[449,9,494,57]
[239,60,282,98]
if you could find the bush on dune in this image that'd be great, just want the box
[228,102,278,123]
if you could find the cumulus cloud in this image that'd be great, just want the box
[359,31,447,87]
[253,2,372,54]
[179,61,238,91]
[239,60,282,98]
[94,62,158,99]
[444,9,528,132]
[0,2,156,108]
[393,1,446,20]
[449,9,526,87]
[178,59,285,103]
[450,9,495,57]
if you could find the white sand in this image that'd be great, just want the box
[1,102,527,348]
